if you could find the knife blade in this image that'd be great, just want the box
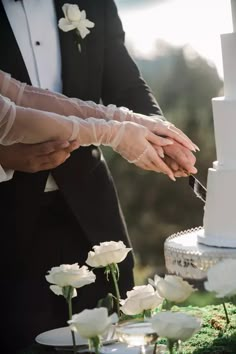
[189,175,207,203]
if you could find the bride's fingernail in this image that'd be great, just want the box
[191,166,198,173]
[159,151,164,158]
[170,174,176,181]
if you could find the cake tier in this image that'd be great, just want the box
[221,32,236,99]
[212,98,236,167]
[198,167,236,248]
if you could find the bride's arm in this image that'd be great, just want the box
[0,94,78,145]
[0,70,197,151]
[0,93,177,179]
[0,69,128,120]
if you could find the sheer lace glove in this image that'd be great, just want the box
[0,94,77,145]
[119,111,199,152]
[73,117,176,179]
[0,70,133,120]
[69,98,198,153]
[0,92,173,178]
[0,70,197,153]
[0,93,174,178]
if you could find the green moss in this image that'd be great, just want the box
[155,303,236,354]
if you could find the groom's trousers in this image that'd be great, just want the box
[2,189,134,353]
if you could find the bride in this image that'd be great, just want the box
[0,70,197,181]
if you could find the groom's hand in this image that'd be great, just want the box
[0,140,79,173]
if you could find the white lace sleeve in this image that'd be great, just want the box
[0,69,133,121]
[0,69,133,146]
[0,93,82,147]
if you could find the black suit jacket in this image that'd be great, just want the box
[0,0,161,248]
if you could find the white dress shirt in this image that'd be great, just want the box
[1,0,62,190]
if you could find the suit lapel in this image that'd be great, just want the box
[0,0,97,98]
[54,0,90,98]
[0,2,31,84]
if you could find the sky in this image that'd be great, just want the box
[116,0,233,78]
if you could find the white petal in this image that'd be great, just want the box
[50,285,63,296]
[84,19,95,29]
[58,18,77,32]
[62,4,70,20]
[80,10,86,20]
[78,25,90,39]
[67,5,81,22]
[72,288,78,298]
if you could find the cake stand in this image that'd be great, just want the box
[164,227,236,279]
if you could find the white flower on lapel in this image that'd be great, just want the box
[58,4,95,51]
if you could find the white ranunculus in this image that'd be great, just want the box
[45,263,96,297]
[120,285,163,316]
[58,4,95,39]
[150,312,201,342]
[68,307,118,339]
[149,274,196,303]
[86,241,132,268]
[204,259,236,298]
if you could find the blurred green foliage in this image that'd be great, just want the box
[102,41,223,279]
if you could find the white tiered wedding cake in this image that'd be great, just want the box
[164,1,236,279]
[198,3,236,248]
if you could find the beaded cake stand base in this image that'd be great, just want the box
[164,226,236,279]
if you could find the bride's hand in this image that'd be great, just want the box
[73,117,177,180]
[128,113,199,152]
[112,121,177,180]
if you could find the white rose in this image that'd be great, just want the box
[68,307,118,339]
[150,312,201,342]
[64,4,81,22]
[120,285,163,316]
[204,259,236,298]
[149,274,196,303]
[45,263,96,297]
[58,4,95,39]
[86,241,132,268]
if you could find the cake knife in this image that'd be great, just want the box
[188,175,207,203]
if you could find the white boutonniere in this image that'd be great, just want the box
[58,4,95,52]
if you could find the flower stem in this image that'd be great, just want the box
[89,336,100,354]
[153,342,157,354]
[162,299,173,311]
[222,302,230,325]
[167,339,175,354]
[143,309,152,320]
[110,263,121,317]
[68,296,77,354]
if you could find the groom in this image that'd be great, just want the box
[0,0,196,352]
